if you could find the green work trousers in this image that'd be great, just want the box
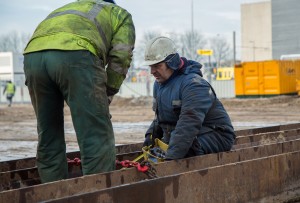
[23,50,115,183]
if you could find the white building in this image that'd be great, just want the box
[0,52,25,86]
[241,0,300,62]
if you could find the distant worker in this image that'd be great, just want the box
[23,0,135,183]
[143,37,235,160]
[3,80,16,107]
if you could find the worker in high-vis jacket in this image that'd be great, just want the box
[23,0,135,183]
[3,80,16,107]
[143,37,235,160]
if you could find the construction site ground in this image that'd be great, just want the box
[0,95,300,161]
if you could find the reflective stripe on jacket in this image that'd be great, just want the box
[24,0,135,92]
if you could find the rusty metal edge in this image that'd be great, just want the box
[0,143,143,172]
[2,128,300,187]
[2,124,300,172]
[1,138,300,202]
[234,122,300,136]
[0,151,143,189]
[44,151,300,203]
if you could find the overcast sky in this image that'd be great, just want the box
[0,0,268,57]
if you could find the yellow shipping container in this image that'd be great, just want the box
[235,60,300,97]
[296,80,300,96]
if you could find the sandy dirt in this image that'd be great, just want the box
[0,95,300,161]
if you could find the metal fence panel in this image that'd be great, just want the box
[0,80,236,104]
[118,80,235,98]
[210,80,235,98]
[117,82,153,98]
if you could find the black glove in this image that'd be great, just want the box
[106,86,118,96]
[108,96,114,105]
[143,134,154,147]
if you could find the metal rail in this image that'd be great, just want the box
[0,125,300,202]
[2,127,299,188]
[2,139,300,202]
[47,151,300,203]
[2,122,300,172]
[0,124,300,202]
[1,126,300,190]
[0,143,143,173]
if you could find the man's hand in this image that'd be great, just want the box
[143,134,154,147]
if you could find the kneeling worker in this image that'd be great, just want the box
[143,36,236,160]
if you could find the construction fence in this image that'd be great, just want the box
[0,80,235,104]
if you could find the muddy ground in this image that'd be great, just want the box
[0,95,300,161]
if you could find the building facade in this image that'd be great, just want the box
[272,0,300,59]
[241,0,300,62]
[0,52,25,86]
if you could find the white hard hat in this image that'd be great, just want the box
[143,36,177,66]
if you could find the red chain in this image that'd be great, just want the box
[67,158,81,166]
[115,160,149,172]
[67,158,149,173]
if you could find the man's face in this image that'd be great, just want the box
[150,62,174,83]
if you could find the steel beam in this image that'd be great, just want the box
[2,123,299,172]
[2,126,300,173]
[1,126,300,191]
[46,151,300,203]
[0,143,143,172]
[1,138,300,202]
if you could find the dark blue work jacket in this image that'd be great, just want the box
[147,58,235,159]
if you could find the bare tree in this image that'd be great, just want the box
[0,31,31,53]
[210,35,231,67]
[180,30,206,62]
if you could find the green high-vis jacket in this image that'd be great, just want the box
[4,83,15,94]
[24,0,135,94]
